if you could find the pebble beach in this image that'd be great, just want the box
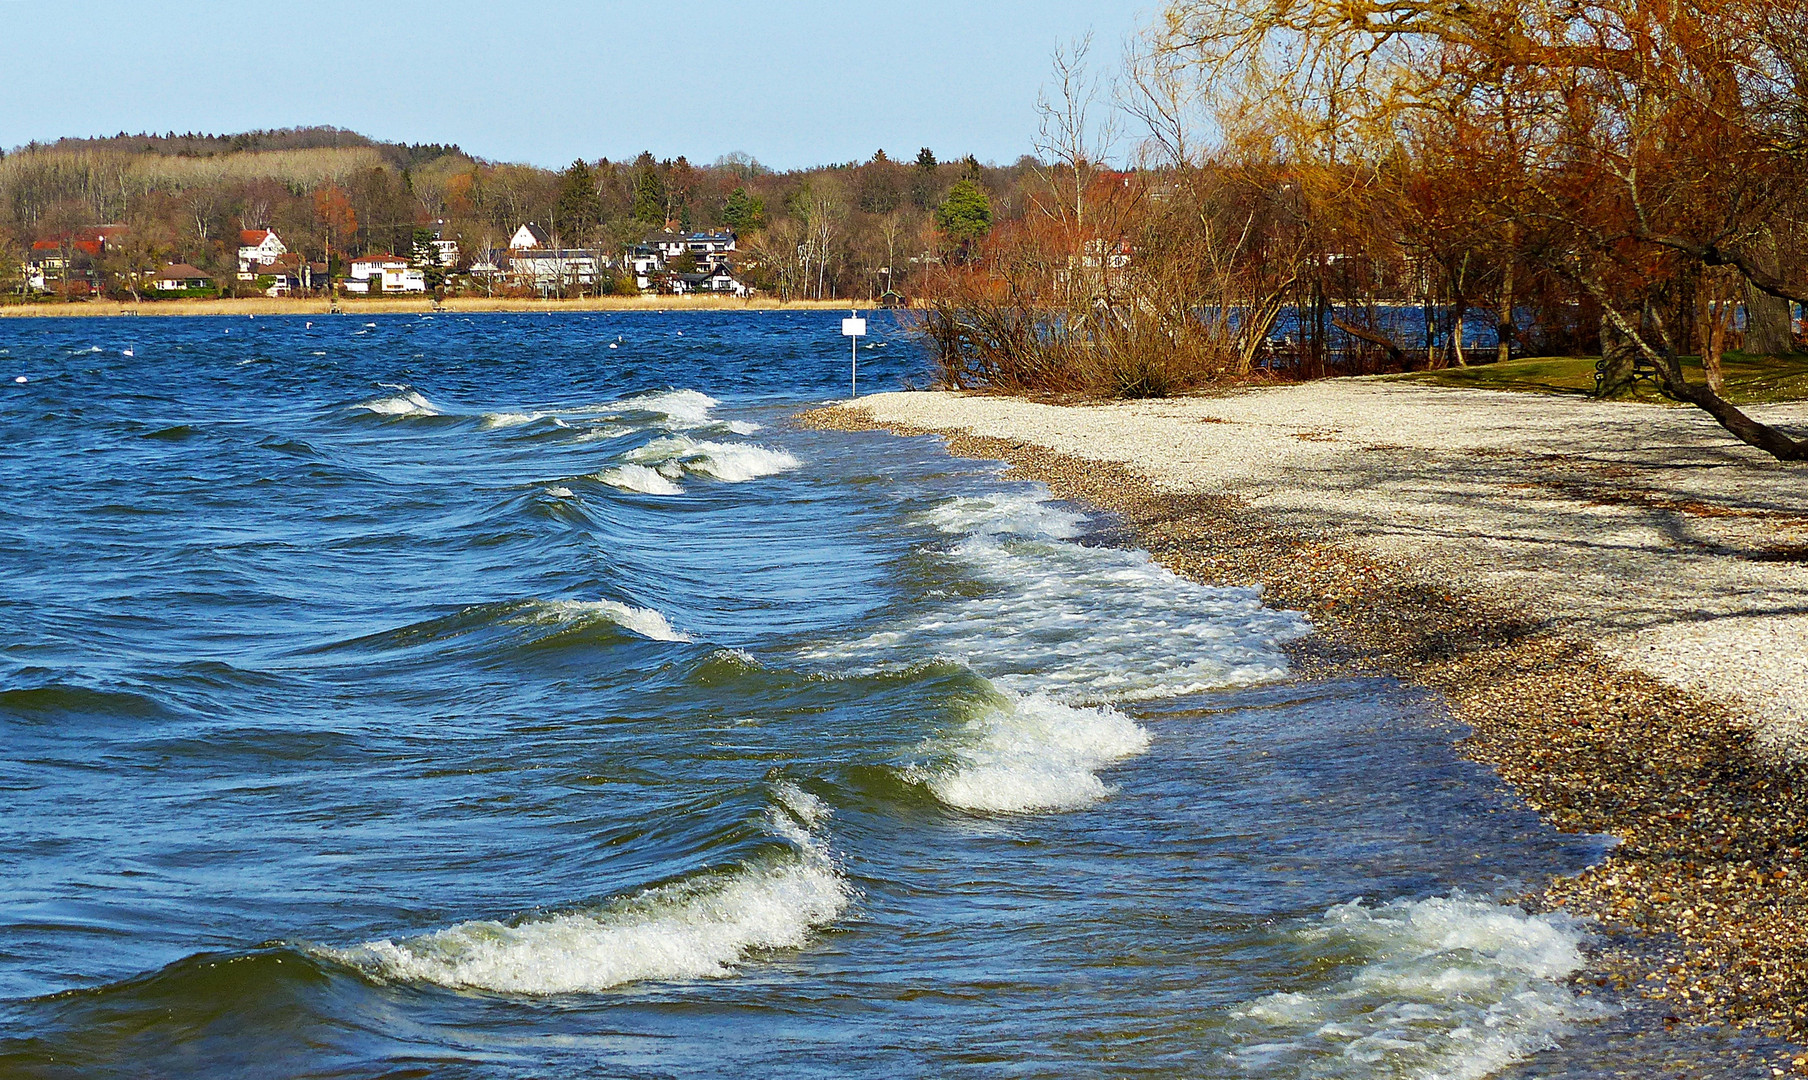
[803,380,1808,1064]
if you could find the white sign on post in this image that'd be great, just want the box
[842,313,866,397]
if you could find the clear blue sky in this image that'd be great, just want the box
[1,1,1153,169]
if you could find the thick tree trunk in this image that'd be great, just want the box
[1332,316,1409,369]
[1662,373,1808,460]
[1592,291,1808,462]
[1598,315,1638,396]
[1496,258,1515,366]
[1744,282,1795,355]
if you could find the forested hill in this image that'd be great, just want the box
[1,128,1024,301]
[6,127,468,171]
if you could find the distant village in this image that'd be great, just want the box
[20,220,750,300]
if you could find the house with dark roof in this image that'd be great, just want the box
[645,231,689,260]
[153,264,213,291]
[510,248,608,292]
[685,231,736,258]
[509,223,550,250]
[667,264,747,297]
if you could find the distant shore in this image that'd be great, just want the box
[802,383,1808,1050]
[0,296,875,318]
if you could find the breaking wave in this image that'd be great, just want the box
[353,389,440,417]
[322,783,847,995]
[597,463,687,496]
[1227,894,1606,1080]
[625,436,801,484]
[806,488,1308,813]
[913,690,1151,812]
[520,599,691,643]
[613,388,721,427]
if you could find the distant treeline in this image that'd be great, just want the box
[0,125,1027,301]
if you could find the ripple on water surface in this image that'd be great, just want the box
[0,313,1714,1078]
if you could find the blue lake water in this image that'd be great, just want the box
[0,311,1667,1078]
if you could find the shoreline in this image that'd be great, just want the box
[0,296,873,318]
[799,392,1808,1062]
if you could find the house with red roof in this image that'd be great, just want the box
[24,227,124,292]
[237,229,288,279]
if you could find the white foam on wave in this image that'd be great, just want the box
[357,386,757,440]
[323,781,848,995]
[523,599,691,643]
[917,690,1151,812]
[805,488,1308,814]
[597,463,686,496]
[820,491,1306,705]
[480,411,551,429]
[813,492,1308,701]
[355,389,440,417]
[626,435,801,483]
[614,388,720,427]
[923,491,1088,540]
[573,424,636,443]
[1228,894,1606,1080]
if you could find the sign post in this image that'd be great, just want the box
[841,311,867,397]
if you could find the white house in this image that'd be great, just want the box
[382,265,428,292]
[345,254,425,293]
[510,248,608,291]
[154,263,213,291]
[416,237,460,269]
[646,231,690,260]
[628,246,664,290]
[509,223,550,250]
[685,231,736,258]
[469,252,510,281]
[237,229,288,279]
[414,219,460,269]
[668,265,747,297]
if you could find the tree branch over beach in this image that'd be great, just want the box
[903,0,1805,458]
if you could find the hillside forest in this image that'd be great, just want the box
[0,126,1020,303]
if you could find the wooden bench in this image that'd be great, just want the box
[1594,354,1662,395]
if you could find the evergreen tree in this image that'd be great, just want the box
[934,179,992,246]
[723,187,765,232]
[631,153,666,225]
[554,160,601,238]
[911,147,940,210]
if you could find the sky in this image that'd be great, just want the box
[1,1,1154,170]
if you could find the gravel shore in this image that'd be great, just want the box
[800,382,1808,1058]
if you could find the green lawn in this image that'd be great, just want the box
[1392,352,1808,405]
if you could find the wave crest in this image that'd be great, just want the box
[625,436,801,484]
[323,784,847,995]
[597,463,687,496]
[523,599,690,643]
[353,390,440,417]
[914,690,1150,813]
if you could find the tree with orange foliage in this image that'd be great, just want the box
[312,185,357,294]
[1161,0,1808,459]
